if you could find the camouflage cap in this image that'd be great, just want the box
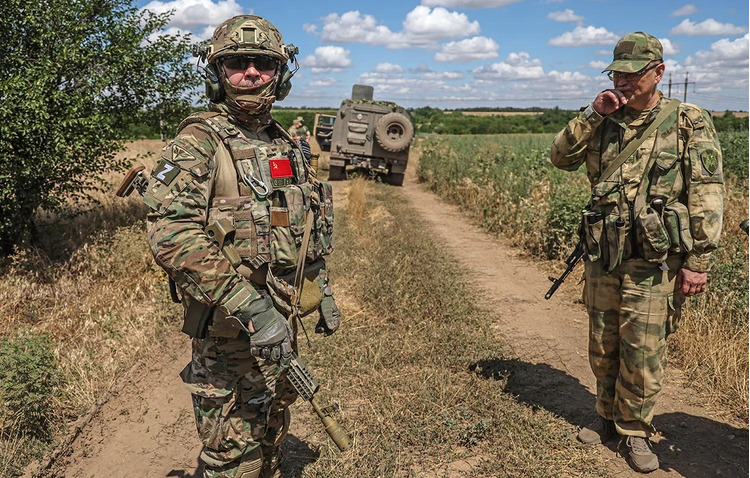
[294,116,304,123]
[208,15,287,63]
[604,32,663,73]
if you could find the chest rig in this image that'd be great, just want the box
[180,112,335,278]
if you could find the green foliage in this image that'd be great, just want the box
[0,0,201,255]
[271,109,331,132]
[413,109,578,135]
[0,331,64,441]
[712,111,749,133]
[719,131,749,185]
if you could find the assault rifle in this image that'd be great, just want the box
[286,353,352,451]
[545,241,585,300]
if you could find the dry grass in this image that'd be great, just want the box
[288,178,607,477]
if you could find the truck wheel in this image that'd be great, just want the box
[383,172,405,186]
[328,165,346,181]
[375,113,414,153]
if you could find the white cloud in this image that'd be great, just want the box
[309,77,338,87]
[548,26,619,47]
[587,60,608,70]
[421,0,522,7]
[434,36,499,62]
[684,34,749,66]
[300,46,352,74]
[302,23,317,34]
[472,52,545,80]
[140,0,242,29]
[320,11,395,44]
[671,4,697,17]
[401,6,480,43]
[318,7,479,49]
[659,38,680,56]
[670,18,747,36]
[547,9,584,24]
[373,63,405,74]
[422,71,464,81]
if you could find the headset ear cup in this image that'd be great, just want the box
[275,65,292,101]
[204,63,224,102]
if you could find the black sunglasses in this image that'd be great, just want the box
[222,55,278,72]
[607,62,662,82]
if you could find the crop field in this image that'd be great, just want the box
[416,132,750,421]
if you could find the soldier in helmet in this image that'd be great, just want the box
[141,15,341,478]
[287,116,310,144]
[550,32,723,473]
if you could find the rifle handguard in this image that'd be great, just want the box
[115,164,148,198]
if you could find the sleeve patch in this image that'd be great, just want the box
[152,158,180,185]
[701,150,719,175]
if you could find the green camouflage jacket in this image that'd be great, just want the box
[143,111,334,317]
[551,93,724,272]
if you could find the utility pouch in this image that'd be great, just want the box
[208,196,271,269]
[604,214,626,272]
[663,202,694,253]
[269,185,309,269]
[181,295,215,339]
[581,210,605,263]
[266,260,326,317]
[636,206,670,263]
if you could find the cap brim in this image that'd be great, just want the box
[602,59,652,74]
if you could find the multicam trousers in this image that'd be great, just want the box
[583,255,685,438]
[180,314,298,478]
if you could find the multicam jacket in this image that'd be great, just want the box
[551,93,724,273]
[143,110,334,319]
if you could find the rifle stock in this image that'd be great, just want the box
[287,353,351,451]
[545,241,585,300]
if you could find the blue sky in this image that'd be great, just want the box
[137,0,749,112]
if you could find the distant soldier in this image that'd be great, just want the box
[141,15,341,478]
[287,116,310,143]
[550,32,724,473]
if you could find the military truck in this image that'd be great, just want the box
[328,84,414,186]
[313,113,335,152]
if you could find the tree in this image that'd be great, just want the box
[0,0,201,255]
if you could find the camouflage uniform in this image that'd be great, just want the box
[551,93,724,437]
[142,15,339,478]
[287,117,309,141]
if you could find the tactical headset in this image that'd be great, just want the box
[193,43,299,103]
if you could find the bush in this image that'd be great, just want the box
[0,331,64,442]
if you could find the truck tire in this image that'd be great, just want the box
[374,112,414,153]
[383,172,405,186]
[328,165,346,181]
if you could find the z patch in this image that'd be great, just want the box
[700,150,719,176]
[152,158,180,185]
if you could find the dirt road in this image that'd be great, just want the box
[35,146,747,478]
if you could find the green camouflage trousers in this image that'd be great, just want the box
[583,255,685,438]
[180,314,298,478]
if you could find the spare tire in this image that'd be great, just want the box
[374,112,414,153]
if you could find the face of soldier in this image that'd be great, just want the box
[222,55,278,89]
[612,62,665,111]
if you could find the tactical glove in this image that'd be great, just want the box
[234,295,292,363]
[315,295,341,336]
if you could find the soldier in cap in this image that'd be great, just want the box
[288,116,311,143]
[141,15,341,478]
[550,32,723,473]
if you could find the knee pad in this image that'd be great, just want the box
[235,446,263,478]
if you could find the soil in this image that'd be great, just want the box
[27,141,748,478]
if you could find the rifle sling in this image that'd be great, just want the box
[596,99,680,185]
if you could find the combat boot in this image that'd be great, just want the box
[624,436,659,473]
[577,416,616,444]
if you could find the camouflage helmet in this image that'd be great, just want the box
[208,15,288,63]
[604,32,663,73]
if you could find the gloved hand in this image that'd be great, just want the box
[315,295,341,336]
[234,295,292,363]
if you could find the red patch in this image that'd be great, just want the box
[269,158,293,178]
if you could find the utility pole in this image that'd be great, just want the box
[683,72,696,103]
[668,73,672,98]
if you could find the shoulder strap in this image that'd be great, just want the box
[596,98,680,185]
